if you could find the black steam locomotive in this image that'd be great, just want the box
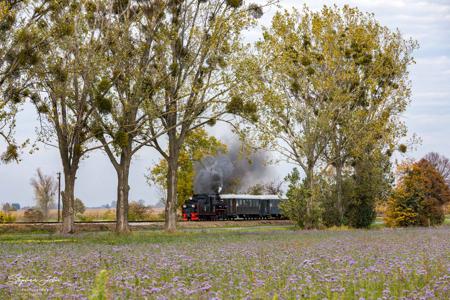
[182,194,282,221]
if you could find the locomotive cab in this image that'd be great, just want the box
[182,194,227,221]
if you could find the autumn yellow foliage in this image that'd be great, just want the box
[385,159,450,227]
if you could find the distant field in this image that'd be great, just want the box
[0,227,449,299]
[6,207,165,222]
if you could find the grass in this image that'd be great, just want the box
[0,226,449,299]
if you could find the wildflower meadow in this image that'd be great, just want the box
[0,227,449,299]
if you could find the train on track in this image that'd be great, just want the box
[182,194,283,221]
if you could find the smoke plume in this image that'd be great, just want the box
[194,141,272,194]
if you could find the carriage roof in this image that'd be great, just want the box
[219,194,281,200]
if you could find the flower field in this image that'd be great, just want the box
[0,227,449,299]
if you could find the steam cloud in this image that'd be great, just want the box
[194,141,271,194]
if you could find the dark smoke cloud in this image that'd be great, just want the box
[194,141,271,194]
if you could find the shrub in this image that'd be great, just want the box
[77,214,95,222]
[385,159,450,227]
[23,208,44,222]
[0,211,17,223]
[280,168,321,229]
[74,198,86,214]
[128,201,152,221]
[102,209,115,221]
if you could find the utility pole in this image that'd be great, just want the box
[57,172,61,222]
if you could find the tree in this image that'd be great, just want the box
[247,181,283,195]
[0,0,49,162]
[237,7,341,228]
[90,1,167,233]
[2,202,12,212]
[145,0,270,231]
[28,1,107,233]
[345,150,393,228]
[385,159,450,227]
[74,198,85,215]
[237,5,416,228]
[317,5,415,225]
[30,168,56,219]
[424,152,450,186]
[149,128,227,208]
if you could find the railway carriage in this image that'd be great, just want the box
[182,194,283,221]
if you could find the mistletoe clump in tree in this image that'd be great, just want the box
[0,0,50,162]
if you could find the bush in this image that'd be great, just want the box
[77,214,95,222]
[385,159,450,227]
[23,208,44,222]
[128,201,152,221]
[0,211,17,223]
[75,198,86,215]
[102,209,115,221]
[280,168,321,229]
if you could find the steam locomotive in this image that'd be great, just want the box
[182,194,283,221]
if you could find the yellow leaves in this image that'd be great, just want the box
[150,129,227,207]
[0,2,10,22]
[386,159,450,227]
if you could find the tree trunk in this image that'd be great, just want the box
[164,127,180,233]
[335,161,344,226]
[165,153,179,232]
[61,172,76,234]
[304,166,315,229]
[115,153,131,234]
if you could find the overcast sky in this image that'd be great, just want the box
[1,0,449,208]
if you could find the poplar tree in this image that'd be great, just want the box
[238,6,416,228]
[90,0,167,233]
[144,0,270,232]
[29,0,105,233]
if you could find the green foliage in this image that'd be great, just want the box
[77,213,95,222]
[226,0,243,8]
[149,128,227,208]
[386,159,450,227]
[1,144,18,162]
[226,95,258,122]
[346,153,392,228]
[280,168,321,229]
[237,5,416,230]
[89,270,109,300]
[113,130,129,149]
[128,201,152,221]
[74,198,86,215]
[0,211,16,223]
[320,151,393,228]
[102,209,115,221]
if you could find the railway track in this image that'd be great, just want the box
[1,219,287,225]
[0,219,293,233]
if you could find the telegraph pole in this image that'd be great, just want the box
[57,172,61,222]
